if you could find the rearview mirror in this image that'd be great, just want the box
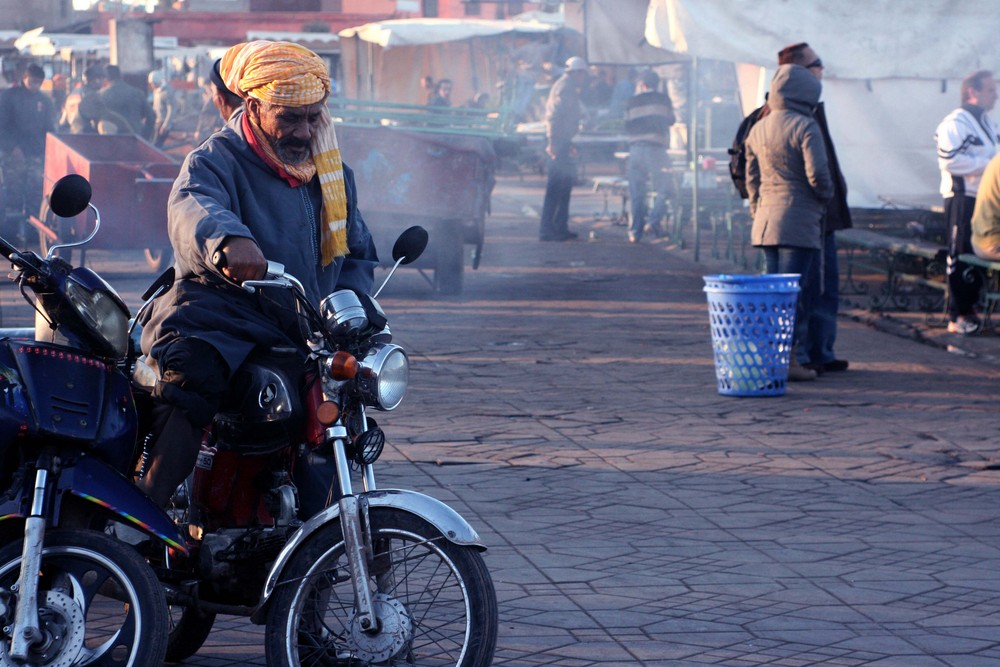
[49,174,92,218]
[392,226,429,265]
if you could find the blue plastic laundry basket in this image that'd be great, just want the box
[703,274,801,397]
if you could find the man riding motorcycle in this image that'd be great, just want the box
[138,40,378,510]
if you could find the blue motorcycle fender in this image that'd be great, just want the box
[250,488,485,624]
[62,457,188,555]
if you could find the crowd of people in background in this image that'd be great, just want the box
[0,59,228,240]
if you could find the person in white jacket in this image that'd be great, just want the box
[936,70,999,335]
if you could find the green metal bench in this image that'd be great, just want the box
[958,253,1000,332]
[838,228,947,312]
[328,99,515,138]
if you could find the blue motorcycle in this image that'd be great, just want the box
[0,174,175,666]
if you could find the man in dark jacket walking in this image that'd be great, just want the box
[539,56,589,241]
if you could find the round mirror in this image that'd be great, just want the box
[49,174,92,218]
[392,226,429,265]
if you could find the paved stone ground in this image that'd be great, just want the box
[15,169,1000,665]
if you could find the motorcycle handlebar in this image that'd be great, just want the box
[240,261,305,297]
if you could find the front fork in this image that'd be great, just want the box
[327,411,380,633]
[9,466,50,659]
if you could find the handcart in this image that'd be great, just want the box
[337,122,496,295]
[31,133,178,272]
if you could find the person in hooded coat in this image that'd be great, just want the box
[745,63,834,382]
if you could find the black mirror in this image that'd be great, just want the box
[392,226,428,265]
[49,174,92,218]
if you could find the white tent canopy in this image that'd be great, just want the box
[15,27,179,58]
[645,0,999,208]
[340,18,561,50]
[338,18,579,105]
[645,0,1000,80]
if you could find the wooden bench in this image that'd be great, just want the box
[837,228,947,312]
[958,253,1000,332]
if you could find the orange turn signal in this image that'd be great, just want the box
[327,351,358,380]
[316,401,340,425]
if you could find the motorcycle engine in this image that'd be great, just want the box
[213,348,305,454]
[199,527,289,605]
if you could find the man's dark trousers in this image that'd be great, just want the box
[539,151,575,240]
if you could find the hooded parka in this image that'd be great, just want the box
[746,64,834,249]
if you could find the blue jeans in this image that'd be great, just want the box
[803,231,840,365]
[761,245,819,364]
[627,143,673,239]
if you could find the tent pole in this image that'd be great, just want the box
[690,55,700,262]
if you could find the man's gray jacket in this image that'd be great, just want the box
[140,111,379,373]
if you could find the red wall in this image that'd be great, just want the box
[92,11,392,46]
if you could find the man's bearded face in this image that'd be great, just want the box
[250,98,327,165]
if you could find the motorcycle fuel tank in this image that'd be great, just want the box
[213,350,304,455]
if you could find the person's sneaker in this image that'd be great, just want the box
[947,316,980,335]
[787,361,818,382]
[628,233,640,244]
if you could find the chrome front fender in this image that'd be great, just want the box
[250,488,486,624]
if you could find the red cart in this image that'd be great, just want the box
[31,133,178,272]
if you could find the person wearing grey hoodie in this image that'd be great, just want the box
[745,63,834,381]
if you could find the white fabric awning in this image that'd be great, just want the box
[645,0,1000,80]
[340,18,562,50]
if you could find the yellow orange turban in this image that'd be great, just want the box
[220,40,330,107]
[219,40,348,265]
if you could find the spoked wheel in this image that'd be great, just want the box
[165,605,216,663]
[265,508,497,667]
[0,529,168,667]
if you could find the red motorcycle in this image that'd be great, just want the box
[130,220,499,665]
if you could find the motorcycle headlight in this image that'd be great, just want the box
[355,343,408,410]
[64,276,130,358]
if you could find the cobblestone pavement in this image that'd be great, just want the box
[27,170,1000,665]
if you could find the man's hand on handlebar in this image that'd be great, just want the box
[215,237,266,283]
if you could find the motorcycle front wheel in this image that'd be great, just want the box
[265,507,498,667]
[0,529,168,667]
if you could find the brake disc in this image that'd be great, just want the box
[0,591,86,667]
[347,593,412,663]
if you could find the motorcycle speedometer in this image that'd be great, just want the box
[355,343,408,410]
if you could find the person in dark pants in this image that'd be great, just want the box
[539,56,589,242]
[936,70,999,335]
[776,43,854,374]
[624,69,675,243]
[745,64,833,383]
